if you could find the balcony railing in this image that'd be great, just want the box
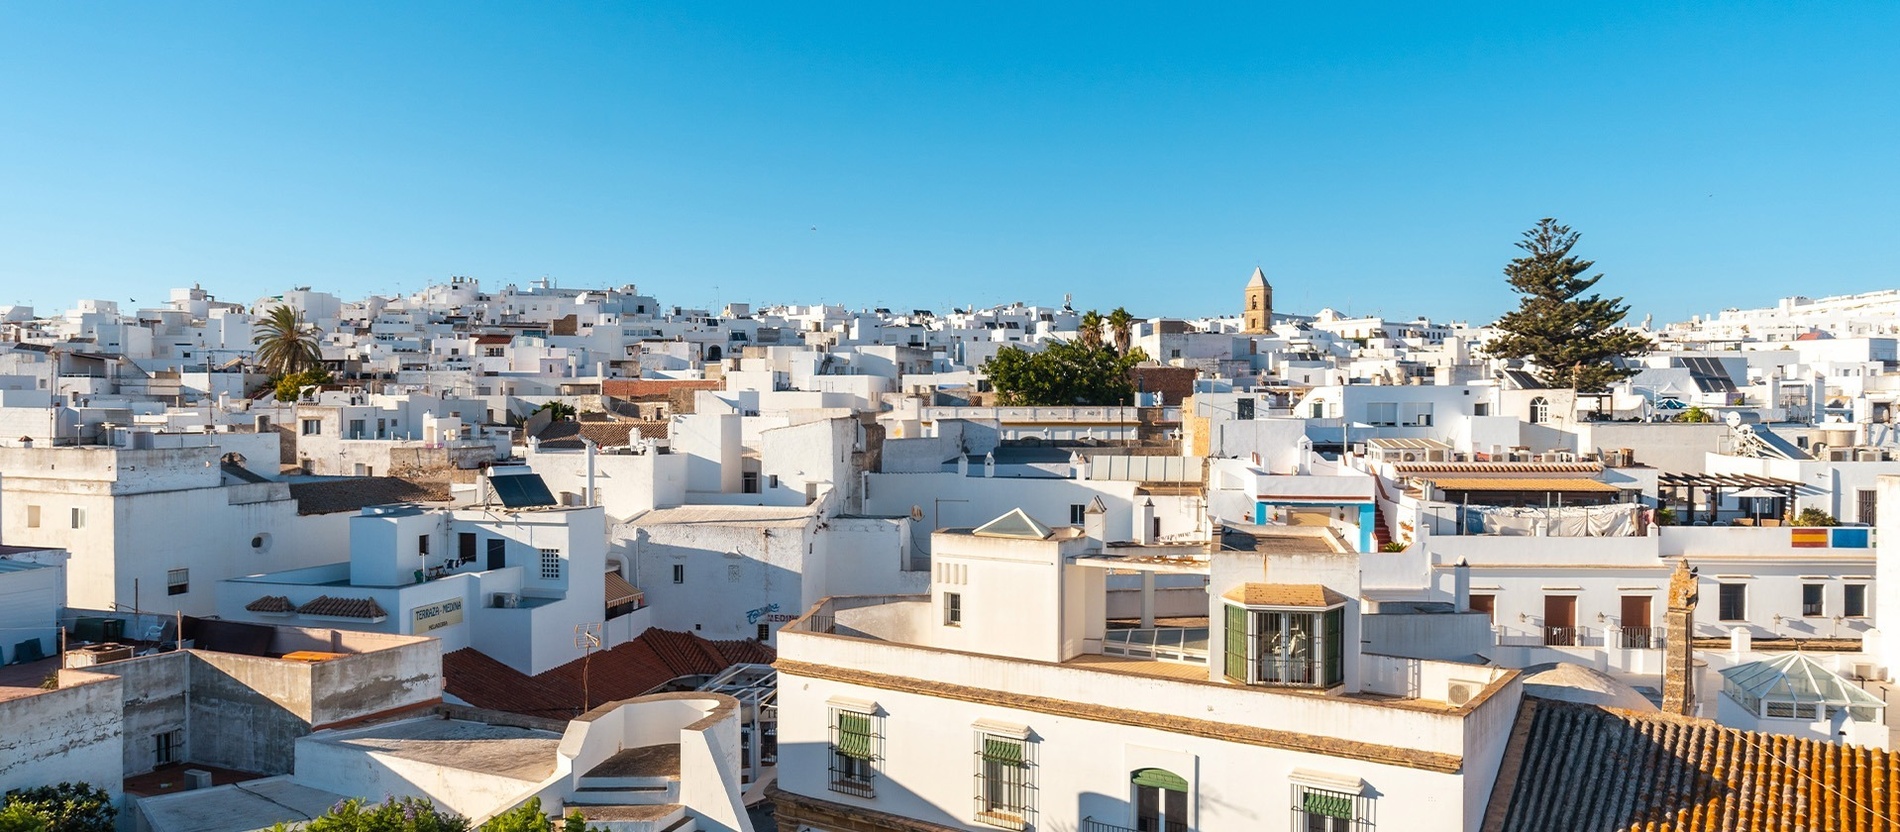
[1616,626,1663,650]
[1543,626,1581,647]
[1102,627,1209,664]
[1082,817,1187,832]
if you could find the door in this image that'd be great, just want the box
[1544,595,1577,646]
[459,533,476,565]
[1469,594,1495,622]
[486,538,506,570]
[1620,596,1652,648]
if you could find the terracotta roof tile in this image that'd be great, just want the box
[443,628,775,720]
[535,421,648,450]
[244,595,295,613]
[297,595,388,620]
[1393,462,1603,475]
[1221,583,1347,608]
[1489,697,1900,832]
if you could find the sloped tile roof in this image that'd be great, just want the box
[244,595,295,613]
[443,628,774,719]
[297,595,387,620]
[1221,583,1347,608]
[535,420,644,450]
[1487,697,1900,832]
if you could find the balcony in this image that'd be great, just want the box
[1616,626,1663,650]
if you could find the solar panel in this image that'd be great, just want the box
[1676,357,1738,393]
[491,472,558,508]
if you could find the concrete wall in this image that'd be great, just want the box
[0,671,123,804]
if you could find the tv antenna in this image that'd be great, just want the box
[575,622,603,713]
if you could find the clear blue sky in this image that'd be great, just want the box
[2,3,1896,325]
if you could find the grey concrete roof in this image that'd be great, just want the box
[309,717,562,781]
[137,776,346,832]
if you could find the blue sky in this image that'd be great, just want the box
[2,3,1895,324]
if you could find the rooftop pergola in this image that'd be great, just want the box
[1656,473,1803,525]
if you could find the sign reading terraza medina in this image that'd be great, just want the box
[411,599,465,632]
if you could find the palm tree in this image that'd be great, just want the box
[1106,307,1134,354]
[252,305,322,377]
[1079,310,1104,348]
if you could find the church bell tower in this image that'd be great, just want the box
[1243,266,1273,334]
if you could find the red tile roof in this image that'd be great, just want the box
[1488,697,1900,832]
[244,595,295,613]
[443,628,774,719]
[297,595,388,620]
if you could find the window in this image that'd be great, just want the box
[25,505,38,528]
[1132,768,1188,832]
[1469,594,1495,622]
[1718,583,1746,621]
[945,592,962,627]
[672,564,685,584]
[1528,397,1550,425]
[301,419,322,435]
[1802,584,1824,617]
[154,729,183,767]
[1764,701,1819,720]
[71,507,85,529]
[1069,504,1086,524]
[974,733,1035,829]
[167,568,189,596]
[828,707,880,797]
[1365,402,1398,427]
[742,472,759,493]
[1291,785,1372,831]
[418,535,431,557]
[1224,604,1345,688]
[539,548,561,580]
[1845,584,1868,618]
[757,623,771,643]
[348,419,366,439]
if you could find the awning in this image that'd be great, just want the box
[605,571,642,607]
[1423,478,1624,493]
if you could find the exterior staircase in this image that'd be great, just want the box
[1372,501,1394,549]
[568,743,695,832]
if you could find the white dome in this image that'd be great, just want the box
[1522,662,1658,712]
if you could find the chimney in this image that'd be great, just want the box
[983,452,996,479]
[957,453,969,477]
[1137,497,1156,544]
[1452,558,1470,613]
[1662,560,1699,716]
[1083,497,1107,552]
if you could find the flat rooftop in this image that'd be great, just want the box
[135,776,346,832]
[309,717,563,782]
[632,504,817,527]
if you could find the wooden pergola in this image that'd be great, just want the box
[1656,473,1803,525]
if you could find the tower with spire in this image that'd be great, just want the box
[1242,266,1273,334]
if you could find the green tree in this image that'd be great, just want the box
[1,783,115,832]
[1795,508,1839,527]
[532,400,577,421]
[252,305,324,377]
[1485,219,1650,392]
[272,367,336,402]
[1105,307,1135,354]
[982,340,1148,406]
[1077,310,1104,349]
[0,803,48,832]
[272,798,467,832]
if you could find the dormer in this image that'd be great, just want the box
[1219,583,1349,690]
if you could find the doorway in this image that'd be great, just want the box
[1543,595,1577,646]
[1620,595,1653,648]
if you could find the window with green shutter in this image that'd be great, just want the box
[974,732,1035,829]
[1292,785,1372,830]
[1223,603,1249,682]
[828,707,880,797]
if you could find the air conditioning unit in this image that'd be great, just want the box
[492,592,520,609]
[1829,449,1852,462]
[1446,680,1484,707]
[183,769,214,790]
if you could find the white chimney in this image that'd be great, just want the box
[1137,497,1156,544]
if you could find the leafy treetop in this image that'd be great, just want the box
[1485,218,1650,393]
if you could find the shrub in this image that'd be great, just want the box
[1794,508,1840,527]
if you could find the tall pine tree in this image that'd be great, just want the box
[1486,218,1650,392]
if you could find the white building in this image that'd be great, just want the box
[771,511,1522,832]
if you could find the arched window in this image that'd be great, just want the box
[706,345,723,361]
[1131,768,1188,832]
[1251,298,1259,309]
[1529,396,1549,424]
